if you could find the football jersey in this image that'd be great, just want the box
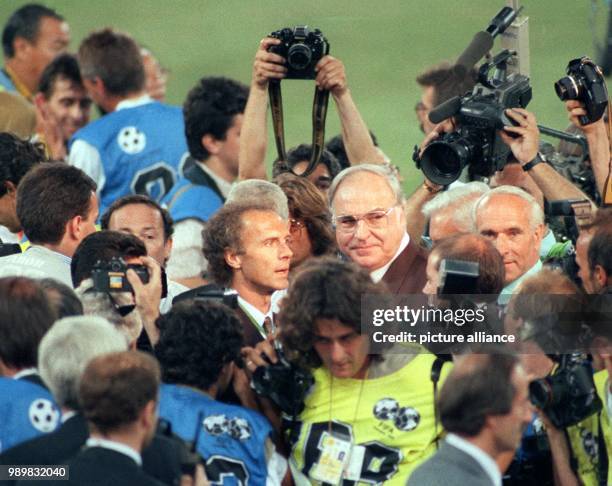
[0,378,60,452]
[594,370,611,486]
[159,383,272,485]
[69,100,188,215]
[288,353,451,485]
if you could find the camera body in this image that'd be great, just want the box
[529,354,602,428]
[268,25,329,79]
[418,50,532,186]
[555,57,608,125]
[91,257,149,293]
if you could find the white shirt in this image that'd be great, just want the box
[197,161,233,199]
[0,245,73,287]
[370,232,410,283]
[159,279,189,314]
[235,289,286,337]
[69,95,154,195]
[86,437,142,466]
[12,368,38,380]
[446,433,501,486]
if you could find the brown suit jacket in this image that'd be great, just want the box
[382,239,428,294]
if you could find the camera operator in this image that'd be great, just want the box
[575,207,612,294]
[508,269,609,486]
[242,257,451,484]
[155,301,288,485]
[71,230,163,348]
[237,36,385,193]
[564,100,611,202]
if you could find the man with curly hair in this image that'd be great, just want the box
[243,257,452,485]
[155,301,288,485]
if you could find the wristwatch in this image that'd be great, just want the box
[522,152,546,172]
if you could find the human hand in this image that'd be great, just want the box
[34,94,66,159]
[252,37,287,90]
[126,256,162,328]
[315,55,347,96]
[500,108,540,165]
[241,335,278,377]
[565,100,606,133]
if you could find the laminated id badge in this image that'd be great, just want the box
[309,431,352,484]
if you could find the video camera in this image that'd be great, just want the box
[416,49,532,186]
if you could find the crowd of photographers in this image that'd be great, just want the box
[0,3,611,486]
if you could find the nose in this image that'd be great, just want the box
[330,341,346,364]
[353,218,369,240]
[493,233,511,256]
[279,239,293,260]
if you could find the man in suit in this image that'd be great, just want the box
[408,353,533,486]
[329,163,428,293]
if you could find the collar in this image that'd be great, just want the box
[12,367,37,380]
[116,94,154,111]
[237,294,274,336]
[498,259,542,305]
[539,229,556,258]
[196,162,233,198]
[446,434,501,486]
[370,232,410,283]
[61,410,78,423]
[28,244,72,266]
[86,437,142,466]
[4,65,32,100]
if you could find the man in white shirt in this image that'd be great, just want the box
[203,202,291,347]
[408,353,533,486]
[0,163,98,287]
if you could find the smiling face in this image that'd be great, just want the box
[476,194,543,286]
[331,172,405,272]
[228,210,292,294]
[40,77,91,141]
[313,318,370,379]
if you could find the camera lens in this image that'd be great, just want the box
[528,379,552,408]
[554,76,580,101]
[420,138,470,186]
[287,43,312,70]
[109,260,123,272]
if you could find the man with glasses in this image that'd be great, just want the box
[329,164,428,293]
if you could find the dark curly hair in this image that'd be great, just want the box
[202,201,275,287]
[0,132,47,198]
[272,144,341,180]
[274,173,336,258]
[183,76,248,161]
[278,257,387,370]
[155,301,243,391]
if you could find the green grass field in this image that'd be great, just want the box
[1,0,601,189]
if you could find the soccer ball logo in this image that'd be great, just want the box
[373,398,400,421]
[29,399,60,433]
[394,406,420,431]
[580,429,598,459]
[117,126,146,154]
[203,415,229,436]
[228,417,251,441]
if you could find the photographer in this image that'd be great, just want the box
[238,36,385,191]
[242,257,451,484]
[508,269,609,486]
[71,230,163,348]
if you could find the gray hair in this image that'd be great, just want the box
[328,164,404,209]
[38,316,127,410]
[226,179,289,220]
[473,185,544,230]
[75,279,143,345]
[423,182,489,233]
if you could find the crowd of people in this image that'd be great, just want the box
[0,3,611,486]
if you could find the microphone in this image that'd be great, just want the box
[428,96,462,124]
[455,31,494,70]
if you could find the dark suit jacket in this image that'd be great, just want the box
[382,238,428,294]
[407,441,497,486]
[1,414,183,486]
[39,447,167,486]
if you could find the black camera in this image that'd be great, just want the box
[251,342,313,416]
[0,241,21,257]
[91,257,149,293]
[416,50,532,186]
[268,25,329,79]
[529,354,602,428]
[554,57,608,125]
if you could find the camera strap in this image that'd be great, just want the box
[430,356,446,449]
[268,80,330,177]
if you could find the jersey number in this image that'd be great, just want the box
[130,162,176,201]
[302,421,401,485]
[206,455,249,486]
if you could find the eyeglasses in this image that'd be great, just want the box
[333,206,397,233]
[289,218,305,235]
[107,293,136,317]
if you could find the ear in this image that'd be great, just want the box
[82,77,105,99]
[224,247,242,270]
[201,134,221,156]
[140,400,157,430]
[4,181,17,198]
[12,37,31,60]
[533,223,545,244]
[593,264,608,288]
[34,92,47,109]
[163,237,173,264]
